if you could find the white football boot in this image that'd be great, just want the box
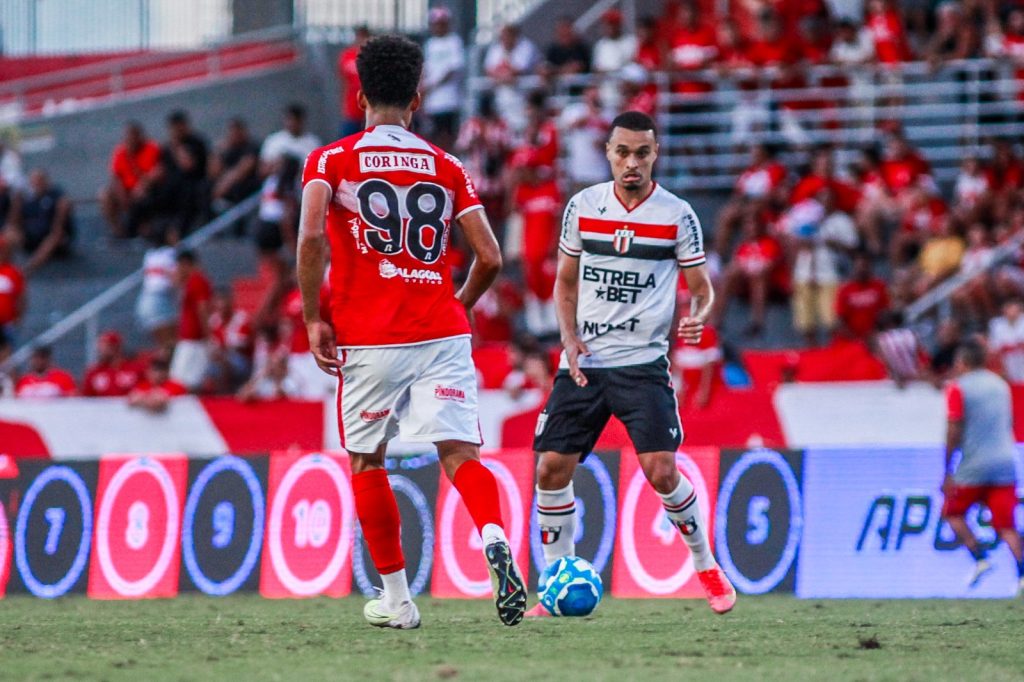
[363,598,421,630]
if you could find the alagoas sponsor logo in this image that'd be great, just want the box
[378,259,443,284]
[358,151,436,175]
[434,385,466,402]
[360,408,391,423]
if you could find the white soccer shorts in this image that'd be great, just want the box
[336,335,481,453]
[169,339,211,390]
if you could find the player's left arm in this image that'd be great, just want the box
[454,208,502,310]
[678,264,715,345]
[943,382,964,494]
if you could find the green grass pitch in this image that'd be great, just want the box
[2,595,1023,681]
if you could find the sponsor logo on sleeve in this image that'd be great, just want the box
[358,151,436,175]
[317,146,347,174]
[681,211,703,255]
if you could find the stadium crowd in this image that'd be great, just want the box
[3,0,1024,406]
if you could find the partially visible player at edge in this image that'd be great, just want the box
[296,35,527,629]
[941,339,1024,593]
[528,111,737,617]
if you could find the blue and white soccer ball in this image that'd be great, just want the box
[538,556,603,617]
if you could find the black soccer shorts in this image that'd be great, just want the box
[533,357,683,458]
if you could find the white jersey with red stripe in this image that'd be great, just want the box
[559,181,706,369]
[302,124,482,347]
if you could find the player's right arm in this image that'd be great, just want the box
[555,251,590,388]
[555,194,589,387]
[297,178,340,376]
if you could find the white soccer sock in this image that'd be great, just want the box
[380,568,412,610]
[481,522,507,547]
[536,483,577,565]
[658,474,716,571]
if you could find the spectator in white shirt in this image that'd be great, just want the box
[559,86,611,194]
[784,188,860,345]
[484,24,541,132]
[989,298,1024,384]
[421,7,466,151]
[591,9,637,110]
[259,103,321,176]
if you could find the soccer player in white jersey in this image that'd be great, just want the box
[528,111,737,616]
[297,35,527,629]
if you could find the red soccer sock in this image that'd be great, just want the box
[351,469,405,575]
[452,459,504,532]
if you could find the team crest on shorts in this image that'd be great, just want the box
[613,227,635,254]
[434,385,466,402]
[360,408,391,423]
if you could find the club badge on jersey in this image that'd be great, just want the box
[612,227,634,254]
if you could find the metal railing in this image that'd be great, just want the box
[0,0,233,55]
[0,25,300,122]
[467,58,1024,193]
[0,194,261,374]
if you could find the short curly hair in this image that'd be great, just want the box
[356,34,424,109]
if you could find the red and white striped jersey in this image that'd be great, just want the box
[302,125,483,347]
[559,181,706,368]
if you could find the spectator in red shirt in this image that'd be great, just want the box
[864,0,912,65]
[714,213,785,336]
[208,289,253,393]
[337,25,371,138]
[99,121,162,239]
[129,357,187,413]
[511,91,560,327]
[82,331,141,397]
[0,234,25,346]
[668,1,718,95]
[987,138,1024,222]
[714,143,787,256]
[836,252,890,340]
[282,278,335,399]
[790,146,862,214]
[635,16,664,71]
[472,276,524,345]
[892,185,948,264]
[456,92,513,224]
[169,250,212,392]
[15,346,76,397]
[672,322,723,409]
[880,129,937,197]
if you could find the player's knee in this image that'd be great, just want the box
[643,460,680,495]
[536,453,574,490]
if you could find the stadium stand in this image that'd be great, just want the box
[2,0,1024,419]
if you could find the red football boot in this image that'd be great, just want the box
[697,565,737,614]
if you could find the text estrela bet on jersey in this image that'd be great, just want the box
[302,125,482,347]
[559,181,706,368]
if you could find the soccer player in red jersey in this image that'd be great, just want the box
[297,35,527,629]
